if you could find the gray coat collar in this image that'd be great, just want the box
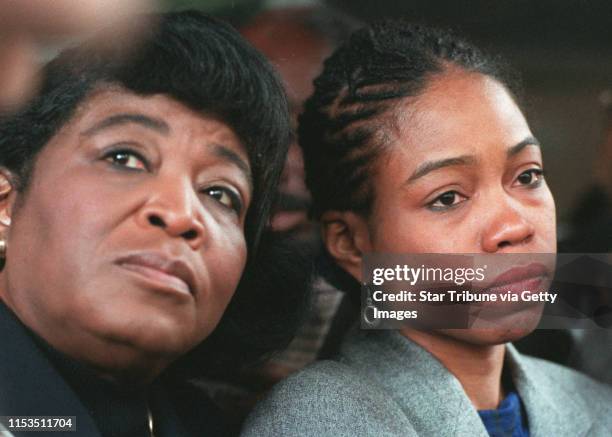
[506,344,593,437]
[339,330,593,437]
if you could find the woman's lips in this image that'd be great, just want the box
[485,276,545,296]
[116,253,195,297]
[484,263,550,295]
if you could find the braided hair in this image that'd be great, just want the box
[299,20,519,219]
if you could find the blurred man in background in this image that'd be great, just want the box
[241,6,358,239]
[241,5,361,378]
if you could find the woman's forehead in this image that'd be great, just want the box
[54,88,248,160]
[391,70,531,160]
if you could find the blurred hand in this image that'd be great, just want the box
[0,0,152,111]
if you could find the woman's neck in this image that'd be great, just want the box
[400,328,506,410]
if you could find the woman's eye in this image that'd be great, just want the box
[515,168,544,187]
[427,190,467,211]
[203,186,243,215]
[103,150,147,171]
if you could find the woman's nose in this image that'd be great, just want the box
[480,196,535,253]
[136,179,206,250]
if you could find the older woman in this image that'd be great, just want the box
[0,10,295,437]
[243,21,612,436]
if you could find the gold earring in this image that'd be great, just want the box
[0,238,6,259]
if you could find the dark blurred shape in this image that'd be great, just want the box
[515,89,612,388]
[593,305,612,328]
[561,89,612,252]
[326,0,611,48]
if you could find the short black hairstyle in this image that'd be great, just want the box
[0,9,290,254]
[0,10,300,371]
[298,20,520,219]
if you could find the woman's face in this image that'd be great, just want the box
[365,70,556,343]
[0,88,251,378]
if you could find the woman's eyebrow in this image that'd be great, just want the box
[406,155,477,184]
[507,136,541,157]
[82,113,169,136]
[212,144,253,189]
[405,136,542,185]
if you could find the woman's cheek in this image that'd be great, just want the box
[535,188,557,251]
[212,226,247,291]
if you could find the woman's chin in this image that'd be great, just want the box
[455,327,537,346]
[442,310,542,346]
[59,314,208,380]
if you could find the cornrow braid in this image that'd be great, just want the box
[299,20,519,218]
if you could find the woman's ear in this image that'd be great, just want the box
[0,169,15,229]
[320,210,372,282]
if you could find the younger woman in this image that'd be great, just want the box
[244,21,612,436]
